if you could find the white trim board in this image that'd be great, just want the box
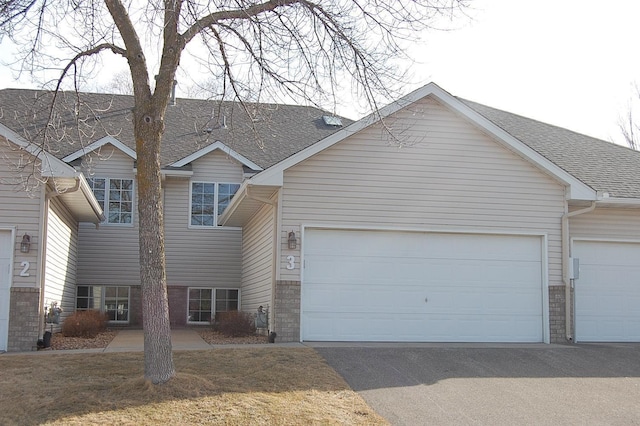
[62,136,137,162]
[171,141,263,171]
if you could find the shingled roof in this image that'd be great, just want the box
[2,87,639,200]
[0,88,351,170]
[460,98,640,199]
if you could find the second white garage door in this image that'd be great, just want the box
[574,240,640,342]
[302,229,544,342]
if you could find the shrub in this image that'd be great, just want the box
[215,311,256,337]
[62,310,109,338]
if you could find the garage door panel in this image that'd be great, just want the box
[574,240,640,342]
[304,313,542,343]
[303,229,544,343]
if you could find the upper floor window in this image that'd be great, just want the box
[88,177,134,224]
[190,182,240,227]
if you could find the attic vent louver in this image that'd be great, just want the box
[322,115,342,126]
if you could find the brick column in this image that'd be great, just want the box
[8,287,41,352]
[549,285,568,343]
[274,280,300,342]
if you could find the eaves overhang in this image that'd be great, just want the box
[0,123,104,223]
[218,180,280,227]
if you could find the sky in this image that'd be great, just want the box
[1,0,639,145]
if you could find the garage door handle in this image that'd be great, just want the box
[424,297,428,303]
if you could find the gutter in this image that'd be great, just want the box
[561,201,596,342]
[46,175,105,225]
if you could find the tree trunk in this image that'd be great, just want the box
[134,103,175,384]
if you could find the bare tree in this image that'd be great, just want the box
[0,0,468,384]
[619,83,640,150]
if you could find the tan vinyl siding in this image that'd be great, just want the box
[77,146,244,288]
[191,150,244,182]
[163,150,243,288]
[241,201,275,312]
[280,97,566,283]
[77,146,139,286]
[79,146,135,177]
[43,196,78,330]
[570,208,640,241]
[0,139,42,289]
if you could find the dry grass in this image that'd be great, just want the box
[0,348,387,425]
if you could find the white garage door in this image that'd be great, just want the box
[574,240,640,342]
[302,229,544,342]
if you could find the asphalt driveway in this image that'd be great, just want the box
[312,343,640,425]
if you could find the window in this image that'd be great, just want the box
[88,177,134,224]
[104,286,130,322]
[215,288,239,312]
[190,182,240,227]
[76,286,130,323]
[187,288,240,323]
[188,288,212,323]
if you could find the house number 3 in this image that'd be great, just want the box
[286,255,295,270]
[20,261,30,277]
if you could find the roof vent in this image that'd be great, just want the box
[322,115,342,127]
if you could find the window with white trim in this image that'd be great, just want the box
[87,177,134,224]
[76,285,130,323]
[190,182,240,227]
[187,288,240,323]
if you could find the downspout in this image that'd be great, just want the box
[562,201,596,342]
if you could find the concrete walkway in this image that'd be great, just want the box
[104,329,212,352]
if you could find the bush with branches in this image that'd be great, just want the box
[215,311,257,337]
[61,310,109,338]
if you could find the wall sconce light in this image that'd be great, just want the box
[287,231,297,250]
[20,234,31,253]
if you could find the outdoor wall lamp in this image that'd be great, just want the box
[20,234,31,253]
[287,231,297,250]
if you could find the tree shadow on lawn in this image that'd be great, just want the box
[315,343,640,391]
[0,347,386,425]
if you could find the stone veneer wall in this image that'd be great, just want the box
[274,280,300,342]
[8,287,41,352]
[549,285,568,343]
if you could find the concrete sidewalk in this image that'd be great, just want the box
[104,329,303,352]
[104,329,212,352]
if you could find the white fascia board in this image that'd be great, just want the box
[170,140,263,171]
[424,85,597,201]
[77,174,106,221]
[252,83,444,186]
[62,135,137,162]
[0,122,77,178]
[160,169,194,177]
[596,197,640,207]
[217,179,250,225]
[252,82,597,201]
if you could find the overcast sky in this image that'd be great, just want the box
[1,0,639,145]
[408,0,640,144]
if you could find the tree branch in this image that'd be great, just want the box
[181,0,301,45]
[104,0,151,100]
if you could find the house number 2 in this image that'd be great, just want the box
[20,261,30,277]
[286,255,295,270]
